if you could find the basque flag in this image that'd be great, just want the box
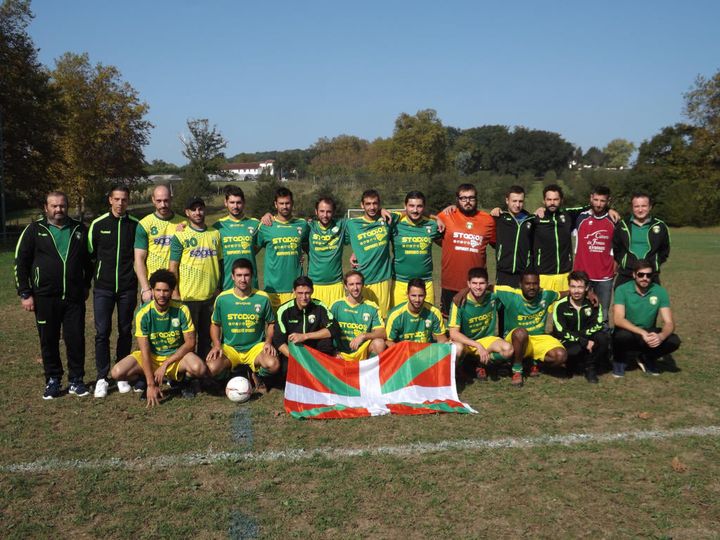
[284,342,476,419]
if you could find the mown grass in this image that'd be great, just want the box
[1,227,719,538]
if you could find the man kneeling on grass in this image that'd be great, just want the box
[206,258,279,395]
[448,267,513,382]
[111,269,208,407]
[494,270,573,387]
[612,259,681,377]
[551,270,608,384]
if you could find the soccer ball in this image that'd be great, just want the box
[225,376,252,403]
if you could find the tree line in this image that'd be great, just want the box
[2,0,718,227]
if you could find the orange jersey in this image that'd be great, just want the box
[438,210,496,291]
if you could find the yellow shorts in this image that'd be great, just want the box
[131,350,183,381]
[391,280,435,308]
[268,291,295,311]
[464,336,503,354]
[505,329,564,362]
[312,282,345,308]
[222,341,265,372]
[363,279,391,318]
[539,273,569,294]
[338,339,372,361]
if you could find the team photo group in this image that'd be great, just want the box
[14,180,682,406]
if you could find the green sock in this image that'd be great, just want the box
[512,363,523,373]
[490,352,505,363]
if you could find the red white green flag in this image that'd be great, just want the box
[284,342,476,419]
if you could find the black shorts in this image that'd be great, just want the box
[495,270,522,288]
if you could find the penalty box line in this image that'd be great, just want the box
[2,425,719,475]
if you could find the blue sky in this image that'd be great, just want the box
[29,0,720,164]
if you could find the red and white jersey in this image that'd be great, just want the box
[573,211,615,281]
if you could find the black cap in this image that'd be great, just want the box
[185,196,205,209]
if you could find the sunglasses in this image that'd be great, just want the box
[636,271,654,278]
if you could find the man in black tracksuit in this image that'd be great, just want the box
[494,185,534,288]
[551,271,608,383]
[14,191,93,399]
[529,184,583,293]
[87,185,139,397]
[273,276,340,359]
[613,192,670,288]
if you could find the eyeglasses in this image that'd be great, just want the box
[457,196,477,202]
[636,272,654,278]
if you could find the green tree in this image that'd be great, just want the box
[175,118,228,203]
[0,0,63,210]
[603,138,635,168]
[51,52,151,216]
[583,146,606,168]
[684,70,720,133]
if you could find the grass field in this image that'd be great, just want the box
[1,227,719,538]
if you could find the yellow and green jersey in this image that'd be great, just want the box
[448,292,499,340]
[169,226,222,301]
[212,289,275,352]
[344,216,392,285]
[134,212,185,278]
[256,218,309,294]
[494,285,560,336]
[330,297,384,353]
[212,215,260,290]
[134,300,194,356]
[391,215,441,282]
[308,218,346,285]
[386,301,445,343]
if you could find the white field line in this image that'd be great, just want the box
[2,425,719,474]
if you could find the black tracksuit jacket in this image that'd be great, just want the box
[14,217,93,302]
[87,212,139,292]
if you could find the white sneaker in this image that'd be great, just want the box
[94,378,109,398]
[117,380,132,394]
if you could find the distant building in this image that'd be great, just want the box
[221,160,275,180]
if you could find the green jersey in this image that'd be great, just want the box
[386,301,446,343]
[391,215,441,282]
[169,226,222,301]
[448,292,499,340]
[212,289,275,352]
[614,281,670,329]
[308,219,346,285]
[494,285,560,336]
[330,297,384,353]
[134,212,185,278]
[134,300,194,356]
[256,218,309,294]
[344,216,392,284]
[212,215,260,290]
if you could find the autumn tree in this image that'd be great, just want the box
[370,109,448,177]
[0,0,63,213]
[51,52,151,216]
[308,135,370,178]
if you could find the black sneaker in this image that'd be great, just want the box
[585,368,599,384]
[133,379,147,393]
[68,380,90,397]
[180,380,196,399]
[43,378,62,400]
[637,357,660,376]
